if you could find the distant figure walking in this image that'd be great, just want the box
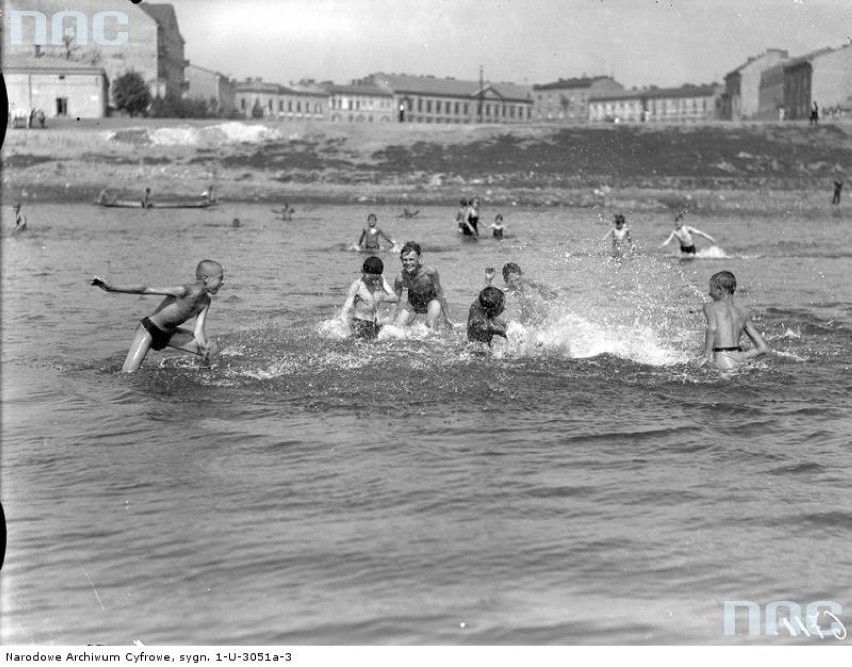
[832,177,843,205]
[142,187,152,209]
[13,204,27,232]
[272,203,295,221]
[810,101,819,126]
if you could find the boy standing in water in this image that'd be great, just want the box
[13,204,27,232]
[602,214,634,257]
[467,286,508,346]
[393,241,453,329]
[699,270,768,370]
[660,212,716,255]
[356,213,395,253]
[339,256,398,339]
[91,259,224,372]
[489,214,505,239]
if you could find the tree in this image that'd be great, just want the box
[112,71,151,117]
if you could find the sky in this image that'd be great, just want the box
[171,0,851,88]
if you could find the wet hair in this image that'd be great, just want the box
[495,214,503,222]
[367,213,377,222]
[460,198,469,206]
[502,262,522,282]
[614,214,626,224]
[400,241,421,257]
[709,270,737,295]
[362,256,383,275]
[479,286,505,316]
[196,259,223,278]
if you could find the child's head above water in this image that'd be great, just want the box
[501,262,523,289]
[478,286,505,317]
[362,256,384,275]
[613,213,626,227]
[709,270,736,299]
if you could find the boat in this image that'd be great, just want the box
[95,198,218,209]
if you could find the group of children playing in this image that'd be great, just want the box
[603,209,716,258]
[92,224,768,372]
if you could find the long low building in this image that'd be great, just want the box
[588,85,722,124]
[5,52,109,120]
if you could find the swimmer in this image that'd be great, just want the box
[455,198,469,234]
[660,212,715,255]
[467,286,507,346]
[141,187,151,209]
[356,213,395,253]
[484,262,555,324]
[339,256,398,340]
[13,204,27,231]
[232,218,241,227]
[91,259,224,372]
[460,197,481,237]
[489,214,505,239]
[602,213,634,257]
[698,270,769,370]
[392,241,453,329]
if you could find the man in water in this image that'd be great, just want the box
[659,212,715,255]
[392,241,453,329]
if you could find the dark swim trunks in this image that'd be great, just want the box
[493,229,503,239]
[351,318,381,340]
[407,283,438,314]
[141,317,173,350]
[713,346,743,352]
[680,245,697,255]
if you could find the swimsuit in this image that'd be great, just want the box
[467,304,494,344]
[405,273,438,314]
[713,346,742,352]
[680,245,696,254]
[462,211,479,236]
[141,317,173,350]
[493,228,504,239]
[351,318,381,340]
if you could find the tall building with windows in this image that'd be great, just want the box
[532,76,623,123]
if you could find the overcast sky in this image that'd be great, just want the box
[173,0,851,88]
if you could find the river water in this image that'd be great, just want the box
[1,201,850,645]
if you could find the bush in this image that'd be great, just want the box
[149,92,212,119]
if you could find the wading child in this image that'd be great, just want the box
[467,286,507,346]
[356,213,395,253]
[393,241,453,329]
[484,263,554,324]
[489,214,505,239]
[660,212,715,255]
[92,259,224,372]
[13,204,27,232]
[602,213,634,257]
[699,270,768,370]
[339,256,398,339]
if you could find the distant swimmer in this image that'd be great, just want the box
[13,204,27,232]
[142,187,152,209]
[232,218,241,228]
[460,197,481,237]
[660,212,715,255]
[602,213,634,257]
[97,189,110,205]
[455,198,469,234]
[339,256,398,340]
[356,213,395,253]
[201,185,216,203]
[467,286,508,347]
[272,203,295,221]
[399,208,420,219]
[91,259,224,372]
[489,214,505,239]
[832,177,843,205]
[698,270,768,371]
[392,241,453,329]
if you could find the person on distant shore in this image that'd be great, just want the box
[272,203,295,221]
[810,101,819,126]
[13,204,27,232]
[91,259,224,372]
[393,241,453,329]
[698,270,768,371]
[201,185,216,203]
[659,212,715,255]
[141,187,152,209]
[489,214,505,239]
[467,286,508,347]
[602,214,634,257]
[461,197,481,237]
[356,213,395,253]
[832,177,844,205]
[339,256,398,340]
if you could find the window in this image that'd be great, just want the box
[56,97,68,115]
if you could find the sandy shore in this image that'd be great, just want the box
[3,118,850,213]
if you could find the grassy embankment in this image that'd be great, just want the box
[3,117,850,213]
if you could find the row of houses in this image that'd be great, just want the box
[4,0,851,126]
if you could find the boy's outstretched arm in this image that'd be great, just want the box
[380,277,399,303]
[91,276,188,298]
[692,228,716,243]
[742,318,769,360]
[660,231,675,248]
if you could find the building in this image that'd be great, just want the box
[722,49,789,121]
[783,44,852,121]
[4,0,188,107]
[757,63,787,120]
[233,78,326,120]
[327,83,394,122]
[4,52,109,119]
[532,76,624,123]
[370,73,533,124]
[185,64,236,116]
[588,85,722,124]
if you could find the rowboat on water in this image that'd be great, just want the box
[95,198,218,209]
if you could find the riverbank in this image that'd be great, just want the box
[3,118,850,213]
